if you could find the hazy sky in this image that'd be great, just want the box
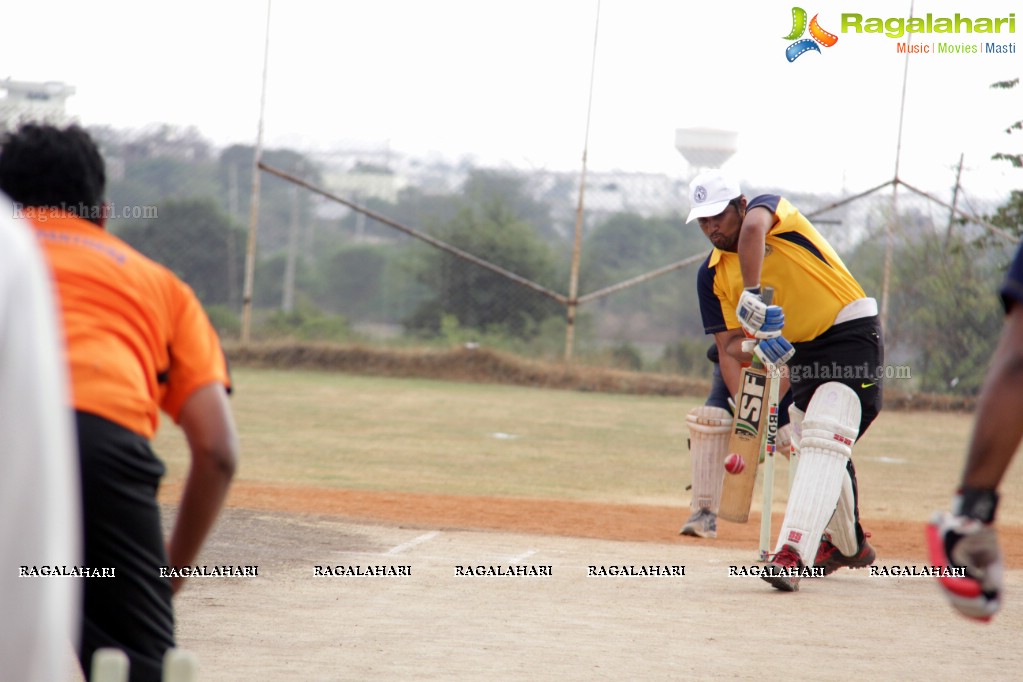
[3,0,1020,196]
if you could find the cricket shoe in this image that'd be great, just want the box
[761,544,803,592]
[813,531,876,576]
[679,508,717,539]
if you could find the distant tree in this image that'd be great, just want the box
[252,251,317,309]
[316,244,390,319]
[986,78,1023,241]
[990,78,1022,170]
[116,198,245,308]
[218,145,321,254]
[108,156,218,213]
[846,213,1007,395]
[335,186,464,243]
[843,80,1023,396]
[580,212,709,340]
[405,198,561,338]
[462,169,556,241]
[90,124,213,164]
[90,124,219,222]
[896,231,1005,394]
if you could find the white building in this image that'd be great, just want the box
[0,79,76,132]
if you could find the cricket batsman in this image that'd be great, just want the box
[687,169,883,591]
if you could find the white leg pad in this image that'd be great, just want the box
[787,405,804,490]
[774,383,861,565]
[686,406,732,512]
[827,473,859,556]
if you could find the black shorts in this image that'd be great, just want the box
[788,316,884,438]
[76,411,174,682]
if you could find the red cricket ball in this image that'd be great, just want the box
[724,452,745,475]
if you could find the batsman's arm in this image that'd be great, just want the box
[715,328,750,396]
[736,206,776,290]
[166,382,238,593]
[961,302,1023,491]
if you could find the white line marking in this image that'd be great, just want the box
[385,530,441,555]
[509,549,537,563]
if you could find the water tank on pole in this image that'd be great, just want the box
[675,127,738,172]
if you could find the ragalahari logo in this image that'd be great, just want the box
[784,7,839,61]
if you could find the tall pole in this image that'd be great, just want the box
[282,182,299,313]
[564,0,601,363]
[227,162,239,308]
[944,152,965,252]
[241,0,272,344]
[881,0,914,333]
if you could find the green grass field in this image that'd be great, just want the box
[153,367,1023,523]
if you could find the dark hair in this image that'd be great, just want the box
[0,123,106,225]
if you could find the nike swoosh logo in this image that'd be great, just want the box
[861,382,876,389]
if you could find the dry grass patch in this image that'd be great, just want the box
[225,341,978,412]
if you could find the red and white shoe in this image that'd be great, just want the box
[813,531,876,576]
[762,544,803,592]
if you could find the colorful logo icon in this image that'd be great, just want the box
[784,7,838,61]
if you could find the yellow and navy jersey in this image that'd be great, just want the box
[697,195,866,343]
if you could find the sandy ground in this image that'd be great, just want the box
[153,485,1023,681]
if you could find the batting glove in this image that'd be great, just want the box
[753,336,794,367]
[926,488,1003,622]
[736,287,784,339]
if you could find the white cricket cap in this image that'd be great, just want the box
[685,169,742,223]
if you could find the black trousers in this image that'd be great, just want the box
[789,315,884,438]
[76,411,174,682]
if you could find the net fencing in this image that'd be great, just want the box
[2,64,1019,395]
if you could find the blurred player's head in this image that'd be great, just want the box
[0,123,107,226]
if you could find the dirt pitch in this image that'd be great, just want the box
[158,483,1023,681]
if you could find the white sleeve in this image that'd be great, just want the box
[0,200,81,682]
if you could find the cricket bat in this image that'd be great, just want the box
[719,288,776,523]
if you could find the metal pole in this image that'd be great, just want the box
[944,152,965,252]
[881,0,914,332]
[564,0,601,363]
[241,0,272,344]
[282,183,299,313]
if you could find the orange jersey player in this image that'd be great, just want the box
[0,123,238,682]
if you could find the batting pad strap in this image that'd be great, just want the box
[687,406,732,511]
[685,405,732,434]
[827,472,859,556]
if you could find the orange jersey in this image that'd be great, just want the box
[30,213,230,439]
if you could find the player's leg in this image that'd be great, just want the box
[807,318,883,574]
[76,412,175,682]
[814,458,876,574]
[681,364,732,538]
[681,406,732,537]
[762,382,861,591]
